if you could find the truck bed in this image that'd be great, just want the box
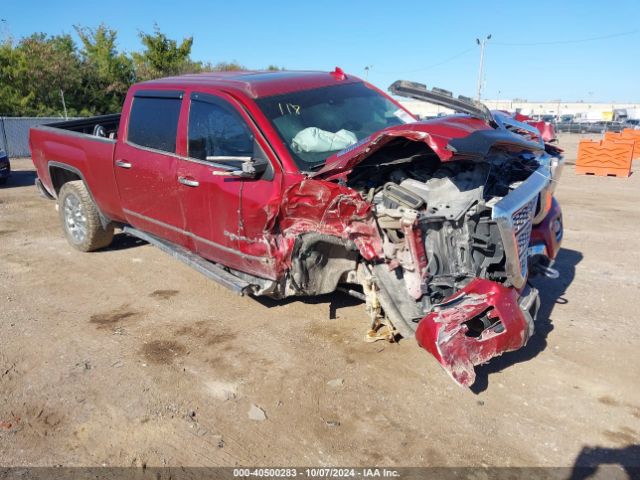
[43,114,121,139]
[29,113,125,222]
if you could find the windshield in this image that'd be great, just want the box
[255,82,413,171]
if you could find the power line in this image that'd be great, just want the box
[492,29,639,46]
[376,47,474,75]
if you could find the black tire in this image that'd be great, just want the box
[58,180,114,251]
[0,177,7,185]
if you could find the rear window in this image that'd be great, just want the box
[127,94,182,153]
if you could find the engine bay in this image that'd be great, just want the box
[346,139,544,327]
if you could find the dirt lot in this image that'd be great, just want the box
[1,134,639,470]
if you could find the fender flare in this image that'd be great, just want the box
[47,161,112,228]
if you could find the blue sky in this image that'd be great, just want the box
[2,0,639,102]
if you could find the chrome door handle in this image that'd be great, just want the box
[178,176,200,187]
[115,159,132,169]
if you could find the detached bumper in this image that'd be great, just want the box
[415,278,539,387]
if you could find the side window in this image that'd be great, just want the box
[188,94,254,161]
[128,93,182,153]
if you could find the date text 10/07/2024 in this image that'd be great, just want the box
[232,468,401,478]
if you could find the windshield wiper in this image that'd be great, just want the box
[307,162,327,171]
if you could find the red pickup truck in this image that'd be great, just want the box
[29,70,564,387]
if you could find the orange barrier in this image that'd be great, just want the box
[604,131,620,142]
[619,129,640,159]
[576,139,633,177]
[603,131,638,159]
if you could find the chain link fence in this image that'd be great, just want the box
[0,116,79,158]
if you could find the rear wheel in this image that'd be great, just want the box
[58,180,114,251]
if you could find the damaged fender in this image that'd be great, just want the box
[415,278,534,388]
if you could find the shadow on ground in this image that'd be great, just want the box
[1,169,36,188]
[471,247,583,394]
[103,232,148,252]
[569,444,640,479]
[254,290,363,320]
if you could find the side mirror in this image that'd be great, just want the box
[210,157,267,178]
[209,139,271,179]
[207,138,273,180]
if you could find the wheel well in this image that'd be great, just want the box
[48,164,111,228]
[49,165,82,194]
[291,234,359,296]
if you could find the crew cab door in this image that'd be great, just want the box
[114,90,187,246]
[176,91,281,279]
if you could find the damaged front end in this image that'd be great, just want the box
[264,81,565,388]
[364,144,561,386]
[305,106,563,387]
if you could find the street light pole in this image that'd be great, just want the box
[476,34,491,101]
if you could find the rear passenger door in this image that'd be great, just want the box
[114,90,187,246]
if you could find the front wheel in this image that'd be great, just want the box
[58,180,114,251]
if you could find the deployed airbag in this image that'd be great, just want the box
[291,127,357,153]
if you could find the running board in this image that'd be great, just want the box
[122,226,252,295]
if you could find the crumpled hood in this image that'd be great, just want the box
[311,116,543,180]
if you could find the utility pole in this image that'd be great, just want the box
[0,18,9,42]
[476,34,491,101]
[60,90,68,119]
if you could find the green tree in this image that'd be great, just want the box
[132,25,202,80]
[212,61,246,71]
[75,24,134,114]
[0,33,83,116]
[0,39,21,114]
[0,22,282,117]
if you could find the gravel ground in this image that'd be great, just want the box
[0,133,639,472]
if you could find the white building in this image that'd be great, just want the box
[400,99,640,121]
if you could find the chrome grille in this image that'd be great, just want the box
[491,163,550,289]
[512,198,536,275]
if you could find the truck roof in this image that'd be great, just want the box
[135,70,363,99]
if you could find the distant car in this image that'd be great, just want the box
[583,121,625,133]
[0,149,10,185]
[624,119,640,130]
[555,121,586,133]
[555,121,623,134]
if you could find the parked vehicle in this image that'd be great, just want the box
[624,119,640,130]
[510,112,557,142]
[29,71,564,387]
[555,121,623,134]
[582,121,625,133]
[0,149,10,184]
[555,121,585,133]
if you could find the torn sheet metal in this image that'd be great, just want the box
[278,178,384,263]
[311,118,544,180]
[415,278,533,388]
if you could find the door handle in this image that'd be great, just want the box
[115,159,132,169]
[178,176,200,187]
